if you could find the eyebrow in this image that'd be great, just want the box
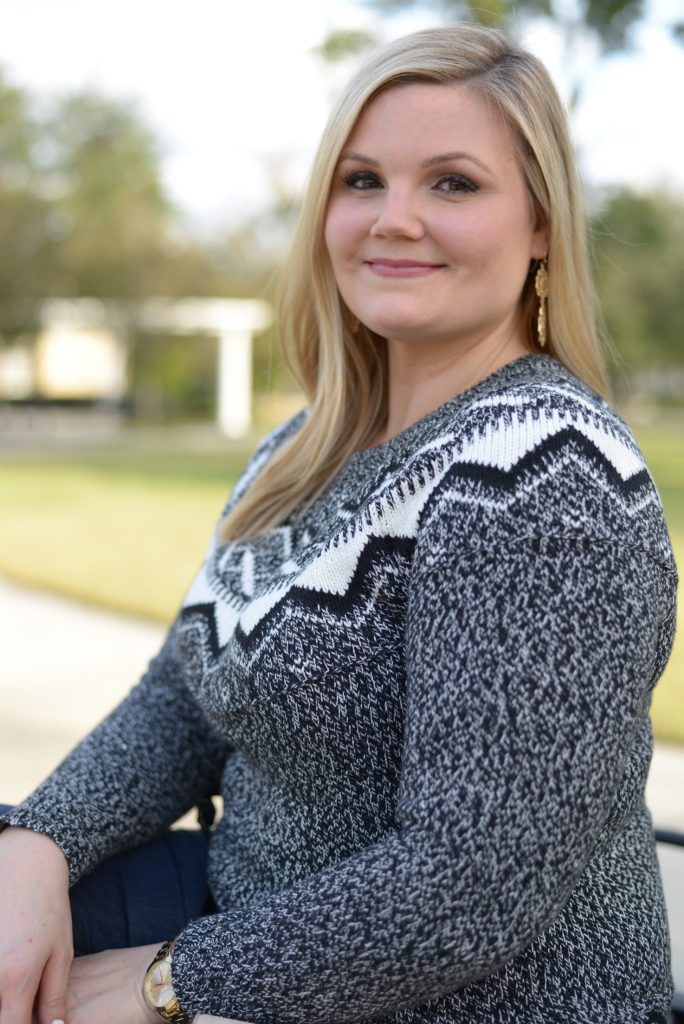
[339,152,381,166]
[422,151,494,174]
[339,150,494,175]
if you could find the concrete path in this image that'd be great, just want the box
[1,577,166,805]
[1,575,683,991]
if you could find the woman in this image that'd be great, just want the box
[0,24,677,1024]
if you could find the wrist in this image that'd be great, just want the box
[0,825,69,878]
[142,939,192,1023]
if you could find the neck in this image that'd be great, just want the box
[370,322,532,448]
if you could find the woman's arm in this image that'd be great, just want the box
[0,414,308,880]
[0,622,229,1024]
[55,947,252,1024]
[162,529,675,1023]
[0,620,230,884]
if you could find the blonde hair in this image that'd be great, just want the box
[221,24,609,542]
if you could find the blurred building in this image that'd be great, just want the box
[0,297,271,439]
[35,326,126,401]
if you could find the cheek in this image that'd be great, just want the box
[324,205,360,305]
[433,213,490,271]
[324,202,351,265]
[441,205,535,277]
[324,198,371,266]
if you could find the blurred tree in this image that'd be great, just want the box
[337,0,671,51]
[43,92,176,298]
[0,68,296,417]
[0,71,55,325]
[203,155,302,396]
[0,73,227,310]
[128,331,218,422]
[318,0,682,114]
[313,27,380,62]
[592,187,684,381]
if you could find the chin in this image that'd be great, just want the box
[364,316,435,341]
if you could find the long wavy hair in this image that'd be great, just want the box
[220,24,608,542]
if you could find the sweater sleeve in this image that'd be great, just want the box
[0,618,230,883]
[0,413,309,881]
[169,521,677,1023]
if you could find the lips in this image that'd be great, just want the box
[365,258,446,278]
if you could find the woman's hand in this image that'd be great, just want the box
[0,826,72,1024]
[66,946,255,1024]
[65,945,160,1024]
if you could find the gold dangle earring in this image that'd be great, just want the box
[535,257,549,348]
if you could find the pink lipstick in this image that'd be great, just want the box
[365,258,445,278]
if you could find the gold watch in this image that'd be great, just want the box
[142,939,190,1023]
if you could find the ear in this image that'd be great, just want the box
[530,205,550,260]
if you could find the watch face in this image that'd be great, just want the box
[145,961,176,1008]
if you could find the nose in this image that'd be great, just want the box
[369,187,425,240]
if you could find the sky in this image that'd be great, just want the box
[0,0,682,231]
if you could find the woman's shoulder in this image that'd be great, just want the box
[433,354,645,483]
[456,354,638,458]
[417,356,675,570]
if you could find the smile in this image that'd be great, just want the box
[365,259,446,278]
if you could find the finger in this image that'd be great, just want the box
[0,985,38,1024]
[36,948,72,1024]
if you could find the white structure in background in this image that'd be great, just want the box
[135,298,271,438]
[32,297,272,437]
[0,344,33,399]
[36,326,127,400]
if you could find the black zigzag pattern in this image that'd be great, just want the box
[180,422,657,662]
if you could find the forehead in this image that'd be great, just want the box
[343,81,520,168]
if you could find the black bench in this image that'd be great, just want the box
[655,829,684,1023]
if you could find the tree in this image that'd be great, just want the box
[42,92,175,298]
[0,69,286,416]
[0,73,228,313]
[591,187,684,382]
[342,0,683,52]
[319,0,683,115]
[0,71,56,326]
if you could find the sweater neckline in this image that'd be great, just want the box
[347,353,560,467]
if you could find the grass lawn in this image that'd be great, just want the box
[632,424,684,746]
[0,441,249,621]
[0,417,682,743]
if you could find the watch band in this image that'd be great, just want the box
[143,939,191,1023]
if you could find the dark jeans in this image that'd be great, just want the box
[0,805,212,956]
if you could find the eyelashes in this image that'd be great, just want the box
[340,169,479,195]
[434,174,479,195]
[341,171,382,190]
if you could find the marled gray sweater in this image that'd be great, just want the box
[2,354,677,1023]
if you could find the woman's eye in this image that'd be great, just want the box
[342,171,382,191]
[434,174,478,195]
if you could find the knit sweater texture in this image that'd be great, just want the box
[1,354,678,1023]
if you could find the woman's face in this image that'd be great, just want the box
[324,82,548,352]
